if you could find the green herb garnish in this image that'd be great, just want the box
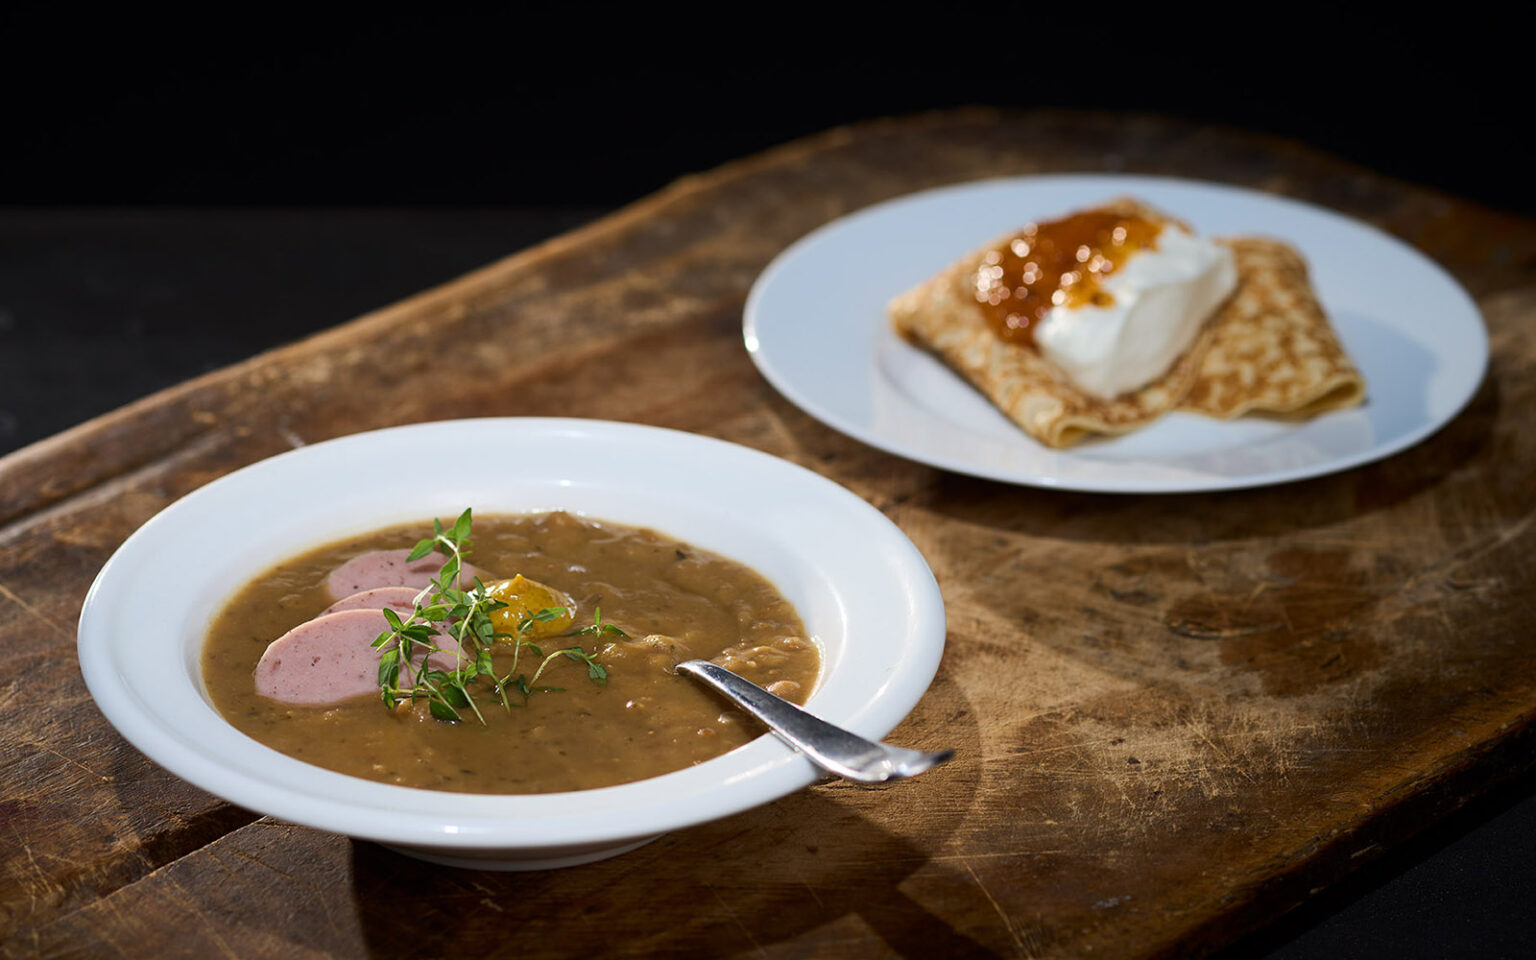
[370,508,624,723]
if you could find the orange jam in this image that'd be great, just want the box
[973,209,1163,347]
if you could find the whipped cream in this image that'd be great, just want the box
[1034,224,1236,400]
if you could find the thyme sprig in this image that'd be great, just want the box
[369,509,624,723]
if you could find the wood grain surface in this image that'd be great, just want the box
[3,109,1534,959]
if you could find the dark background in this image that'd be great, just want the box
[0,9,1521,211]
[2,7,1530,958]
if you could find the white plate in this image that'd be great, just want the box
[78,419,946,869]
[744,174,1488,493]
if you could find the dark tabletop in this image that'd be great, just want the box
[2,203,1531,959]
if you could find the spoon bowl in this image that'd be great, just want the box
[677,660,953,784]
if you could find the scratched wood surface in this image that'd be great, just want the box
[3,110,1534,959]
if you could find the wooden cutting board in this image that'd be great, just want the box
[3,109,1533,959]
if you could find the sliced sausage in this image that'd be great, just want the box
[321,586,421,617]
[324,548,488,600]
[254,609,467,705]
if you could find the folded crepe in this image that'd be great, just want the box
[1178,237,1365,419]
[888,202,1364,448]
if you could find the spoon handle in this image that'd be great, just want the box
[676,660,950,783]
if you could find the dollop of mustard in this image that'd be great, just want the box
[484,574,575,639]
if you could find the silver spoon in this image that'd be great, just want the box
[676,660,953,784]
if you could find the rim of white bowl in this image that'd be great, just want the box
[77,418,947,850]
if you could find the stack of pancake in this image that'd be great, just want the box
[888,200,1365,448]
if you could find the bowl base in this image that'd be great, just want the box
[380,834,662,871]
